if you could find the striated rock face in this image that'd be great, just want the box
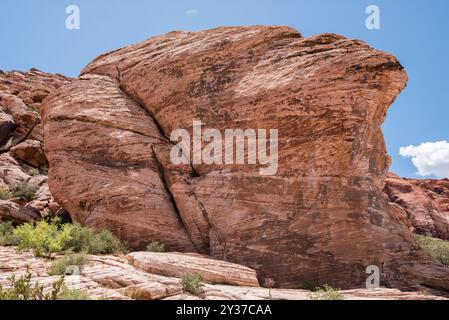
[0,69,72,222]
[42,26,449,290]
[384,173,449,240]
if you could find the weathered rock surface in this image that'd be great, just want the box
[42,26,449,290]
[0,69,72,221]
[127,252,260,287]
[384,173,449,240]
[0,247,445,300]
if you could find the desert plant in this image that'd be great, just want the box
[64,223,127,254]
[11,182,38,201]
[0,187,13,200]
[0,267,65,300]
[0,220,20,246]
[146,241,167,252]
[28,168,40,177]
[180,272,203,295]
[13,218,73,258]
[307,285,344,300]
[301,277,318,291]
[89,229,126,254]
[49,252,90,276]
[57,289,91,300]
[417,235,449,266]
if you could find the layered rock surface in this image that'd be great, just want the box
[384,173,449,240]
[0,246,445,300]
[0,69,72,222]
[42,26,449,290]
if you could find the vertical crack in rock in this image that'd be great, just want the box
[116,66,214,254]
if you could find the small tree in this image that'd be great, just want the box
[14,218,72,258]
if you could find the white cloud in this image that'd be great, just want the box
[186,9,199,15]
[400,141,449,178]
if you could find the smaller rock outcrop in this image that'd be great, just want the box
[127,252,260,287]
[0,69,73,222]
[384,173,449,240]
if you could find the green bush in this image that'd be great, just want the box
[49,253,90,276]
[13,218,73,258]
[57,289,91,300]
[0,220,20,246]
[146,241,167,252]
[417,235,449,266]
[0,187,13,200]
[64,223,127,254]
[0,267,65,300]
[28,168,40,177]
[180,273,203,295]
[307,285,344,300]
[301,277,318,291]
[11,182,38,201]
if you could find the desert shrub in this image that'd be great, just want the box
[28,168,40,177]
[57,289,91,300]
[0,220,20,246]
[64,223,127,254]
[0,267,65,300]
[146,241,167,252]
[13,218,72,258]
[0,187,13,200]
[89,229,126,254]
[417,235,449,266]
[11,182,38,201]
[307,285,344,300]
[180,273,203,295]
[301,277,318,291]
[49,253,90,276]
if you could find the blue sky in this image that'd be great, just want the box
[1,0,448,178]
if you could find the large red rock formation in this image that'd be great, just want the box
[384,173,449,240]
[42,26,449,290]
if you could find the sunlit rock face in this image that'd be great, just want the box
[43,26,449,290]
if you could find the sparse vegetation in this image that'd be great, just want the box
[28,168,40,177]
[146,241,167,252]
[49,252,90,276]
[64,223,127,254]
[13,218,73,258]
[0,267,65,300]
[0,187,13,200]
[11,182,38,201]
[417,235,449,266]
[0,221,20,246]
[57,289,91,300]
[301,277,318,291]
[180,272,203,295]
[307,285,344,300]
[0,267,91,300]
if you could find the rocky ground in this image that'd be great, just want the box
[0,246,445,300]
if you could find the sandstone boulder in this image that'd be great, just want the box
[42,26,449,290]
[127,252,260,287]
